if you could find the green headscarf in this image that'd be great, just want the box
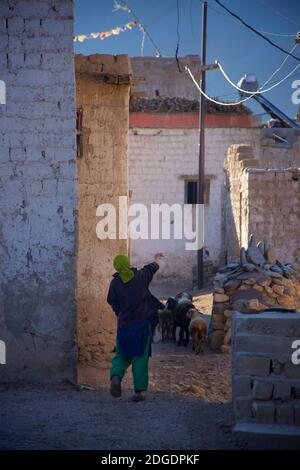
[113,254,135,284]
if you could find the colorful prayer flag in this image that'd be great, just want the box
[73,20,138,43]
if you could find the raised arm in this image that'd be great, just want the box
[139,253,164,286]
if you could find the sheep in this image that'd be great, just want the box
[158,308,175,342]
[175,291,193,301]
[186,308,207,354]
[166,294,195,347]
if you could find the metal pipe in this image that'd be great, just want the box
[197,1,207,289]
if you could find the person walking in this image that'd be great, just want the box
[107,253,164,401]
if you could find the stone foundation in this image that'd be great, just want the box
[209,237,300,352]
[232,312,300,436]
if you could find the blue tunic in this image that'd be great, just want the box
[117,319,151,358]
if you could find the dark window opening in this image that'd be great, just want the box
[186,181,197,204]
[184,178,210,205]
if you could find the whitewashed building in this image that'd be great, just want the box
[129,57,261,281]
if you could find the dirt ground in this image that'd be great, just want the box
[1,287,298,450]
[137,288,230,403]
[79,287,230,404]
[0,383,239,450]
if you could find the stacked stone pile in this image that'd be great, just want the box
[130,96,251,114]
[209,236,300,352]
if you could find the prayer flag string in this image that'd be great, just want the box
[74,20,139,43]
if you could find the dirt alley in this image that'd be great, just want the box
[1,287,298,450]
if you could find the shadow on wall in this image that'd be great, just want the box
[222,144,261,263]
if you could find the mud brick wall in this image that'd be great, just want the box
[259,135,300,169]
[224,144,300,270]
[0,1,77,381]
[131,56,201,100]
[75,55,130,375]
[223,144,259,263]
[246,169,300,271]
[232,312,300,435]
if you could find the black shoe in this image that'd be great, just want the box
[110,376,122,397]
[131,392,145,402]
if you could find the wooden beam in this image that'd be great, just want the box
[97,73,132,85]
[77,71,146,86]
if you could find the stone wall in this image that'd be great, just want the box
[0,0,77,381]
[232,312,300,435]
[75,55,130,374]
[131,56,200,100]
[129,127,260,280]
[224,144,300,269]
[247,169,300,270]
[259,134,300,169]
[223,145,260,263]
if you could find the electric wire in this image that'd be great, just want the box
[255,30,296,38]
[186,55,300,107]
[204,0,297,38]
[217,44,300,95]
[175,0,183,72]
[186,66,256,106]
[214,0,300,62]
[255,0,300,28]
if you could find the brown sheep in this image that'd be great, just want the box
[158,308,175,342]
[186,308,207,354]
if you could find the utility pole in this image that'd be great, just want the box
[197,0,207,289]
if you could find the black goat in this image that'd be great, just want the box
[166,293,194,347]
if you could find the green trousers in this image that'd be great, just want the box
[110,330,151,392]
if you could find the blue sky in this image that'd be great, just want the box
[74,0,300,119]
